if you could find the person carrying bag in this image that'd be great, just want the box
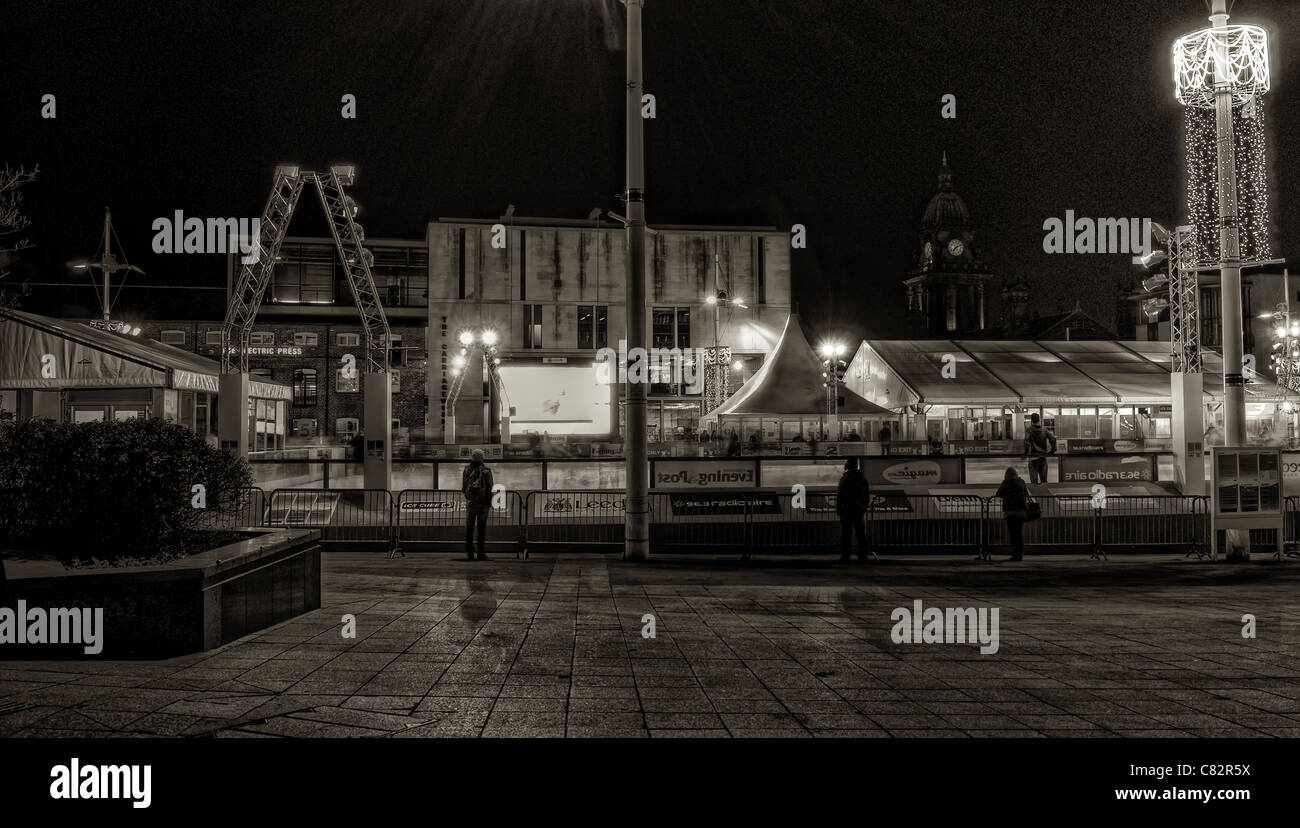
[996,467,1031,561]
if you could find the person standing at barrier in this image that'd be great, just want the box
[837,457,870,563]
[462,449,494,561]
[996,467,1028,561]
[1024,412,1056,484]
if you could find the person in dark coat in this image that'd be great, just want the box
[995,466,1029,561]
[836,457,870,563]
[461,449,495,560]
[350,430,365,461]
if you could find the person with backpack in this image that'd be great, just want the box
[995,467,1029,561]
[836,457,870,563]
[462,449,495,560]
[1024,412,1057,484]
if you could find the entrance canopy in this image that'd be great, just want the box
[0,308,285,398]
[709,314,894,417]
[846,338,1280,407]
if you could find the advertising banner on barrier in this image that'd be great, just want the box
[869,488,912,512]
[653,460,758,488]
[400,497,509,514]
[882,442,928,456]
[669,493,779,515]
[1066,439,1144,454]
[863,457,962,486]
[823,441,867,456]
[531,493,626,518]
[1059,455,1153,482]
[927,489,990,514]
[806,493,837,513]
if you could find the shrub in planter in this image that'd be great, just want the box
[0,418,253,563]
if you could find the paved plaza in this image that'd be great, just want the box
[2,552,1298,738]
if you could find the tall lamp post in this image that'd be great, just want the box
[820,341,847,436]
[621,0,649,561]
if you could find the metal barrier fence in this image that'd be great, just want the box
[396,490,526,553]
[524,491,626,550]
[981,495,1210,557]
[747,492,841,555]
[195,486,267,531]
[266,488,394,548]
[870,494,987,554]
[649,492,750,553]
[206,487,1300,559]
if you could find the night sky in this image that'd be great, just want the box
[3,0,1299,343]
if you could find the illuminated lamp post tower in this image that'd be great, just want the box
[1174,0,1276,559]
[1174,0,1272,445]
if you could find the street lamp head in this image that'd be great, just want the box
[458,330,474,346]
[1140,250,1168,270]
[1141,274,1169,292]
[481,329,498,346]
[705,295,717,306]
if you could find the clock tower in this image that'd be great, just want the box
[904,153,996,336]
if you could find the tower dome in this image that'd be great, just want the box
[921,151,970,227]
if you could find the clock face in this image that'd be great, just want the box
[947,239,965,257]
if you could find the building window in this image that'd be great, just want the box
[387,334,404,367]
[250,331,275,346]
[390,370,401,393]
[337,332,361,347]
[337,369,359,393]
[577,305,608,350]
[251,367,272,382]
[292,368,318,406]
[206,330,223,346]
[653,307,691,350]
[519,230,527,301]
[160,329,186,345]
[272,242,337,304]
[458,228,466,300]
[523,304,543,349]
[294,332,318,346]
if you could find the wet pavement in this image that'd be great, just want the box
[2,551,1298,738]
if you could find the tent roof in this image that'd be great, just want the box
[710,314,894,416]
[863,338,1277,405]
[0,308,237,393]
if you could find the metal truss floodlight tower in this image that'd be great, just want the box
[220,165,394,490]
[1174,0,1271,448]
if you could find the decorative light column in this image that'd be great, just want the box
[1174,0,1272,445]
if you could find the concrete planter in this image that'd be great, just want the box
[0,529,320,658]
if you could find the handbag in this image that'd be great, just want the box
[1025,497,1042,522]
